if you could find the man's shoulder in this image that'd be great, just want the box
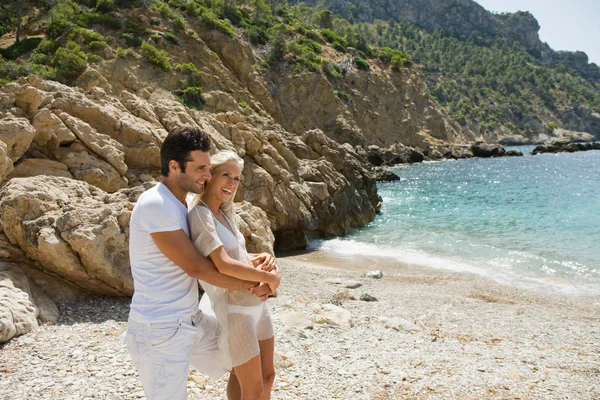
[133,184,177,217]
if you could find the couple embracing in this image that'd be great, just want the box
[125,126,281,400]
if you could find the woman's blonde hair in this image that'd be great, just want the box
[193,150,244,227]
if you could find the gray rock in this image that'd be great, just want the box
[343,280,362,289]
[364,270,383,279]
[360,293,378,302]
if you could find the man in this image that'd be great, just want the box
[125,126,277,399]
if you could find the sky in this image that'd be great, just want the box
[475,0,600,65]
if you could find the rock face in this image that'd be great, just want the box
[0,176,137,297]
[0,263,59,343]
[269,61,466,148]
[0,75,381,318]
[307,0,548,57]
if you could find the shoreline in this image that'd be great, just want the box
[1,251,599,399]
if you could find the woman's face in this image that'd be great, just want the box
[206,161,241,204]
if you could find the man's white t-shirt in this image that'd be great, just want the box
[128,183,198,323]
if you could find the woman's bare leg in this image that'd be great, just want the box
[227,370,241,400]
[233,354,264,400]
[259,337,275,400]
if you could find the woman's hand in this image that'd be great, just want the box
[250,252,277,272]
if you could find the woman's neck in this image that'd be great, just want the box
[200,192,222,215]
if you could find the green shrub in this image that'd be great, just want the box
[334,89,351,102]
[199,9,235,37]
[173,16,186,31]
[95,0,115,13]
[87,54,103,63]
[163,32,181,45]
[391,54,411,71]
[53,41,88,82]
[546,121,558,133]
[154,2,178,20]
[140,42,171,71]
[289,40,322,72]
[321,28,347,51]
[248,26,269,45]
[296,38,322,54]
[79,28,104,43]
[181,86,204,109]
[29,39,59,64]
[376,47,411,71]
[222,5,247,27]
[0,60,56,84]
[322,60,341,81]
[353,57,369,70]
[175,62,202,86]
[49,1,81,38]
[124,20,149,36]
[0,38,43,60]
[115,46,133,58]
[88,41,109,51]
[86,13,123,30]
[238,100,249,109]
[121,33,142,47]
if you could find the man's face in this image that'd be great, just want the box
[175,150,212,194]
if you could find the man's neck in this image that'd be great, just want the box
[161,177,187,207]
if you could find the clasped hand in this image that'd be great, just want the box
[249,253,280,301]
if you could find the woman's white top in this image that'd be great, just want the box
[188,203,263,373]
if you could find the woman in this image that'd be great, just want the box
[188,150,279,400]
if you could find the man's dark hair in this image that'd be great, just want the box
[160,126,211,176]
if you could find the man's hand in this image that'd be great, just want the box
[250,283,272,301]
[250,253,277,272]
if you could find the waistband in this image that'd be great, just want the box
[127,309,203,329]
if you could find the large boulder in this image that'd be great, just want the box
[235,201,275,255]
[471,142,506,158]
[0,117,36,161]
[0,176,138,296]
[0,262,59,343]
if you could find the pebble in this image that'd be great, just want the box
[364,270,384,279]
[360,293,378,302]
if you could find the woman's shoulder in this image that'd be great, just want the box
[188,203,215,221]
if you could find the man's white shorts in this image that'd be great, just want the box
[125,310,226,400]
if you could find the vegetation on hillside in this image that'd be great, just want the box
[358,18,600,133]
[1,0,598,137]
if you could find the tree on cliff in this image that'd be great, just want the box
[1,1,40,43]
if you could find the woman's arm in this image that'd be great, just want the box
[209,247,280,292]
[249,252,277,272]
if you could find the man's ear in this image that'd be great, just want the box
[168,160,180,174]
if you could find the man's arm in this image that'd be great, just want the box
[151,229,256,290]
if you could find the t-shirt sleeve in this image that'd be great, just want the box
[189,206,223,257]
[139,196,184,234]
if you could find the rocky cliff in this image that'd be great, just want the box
[309,0,599,78]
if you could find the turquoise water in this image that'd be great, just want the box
[320,148,600,295]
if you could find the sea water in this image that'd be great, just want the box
[319,147,600,295]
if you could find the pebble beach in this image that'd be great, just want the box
[1,251,599,399]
